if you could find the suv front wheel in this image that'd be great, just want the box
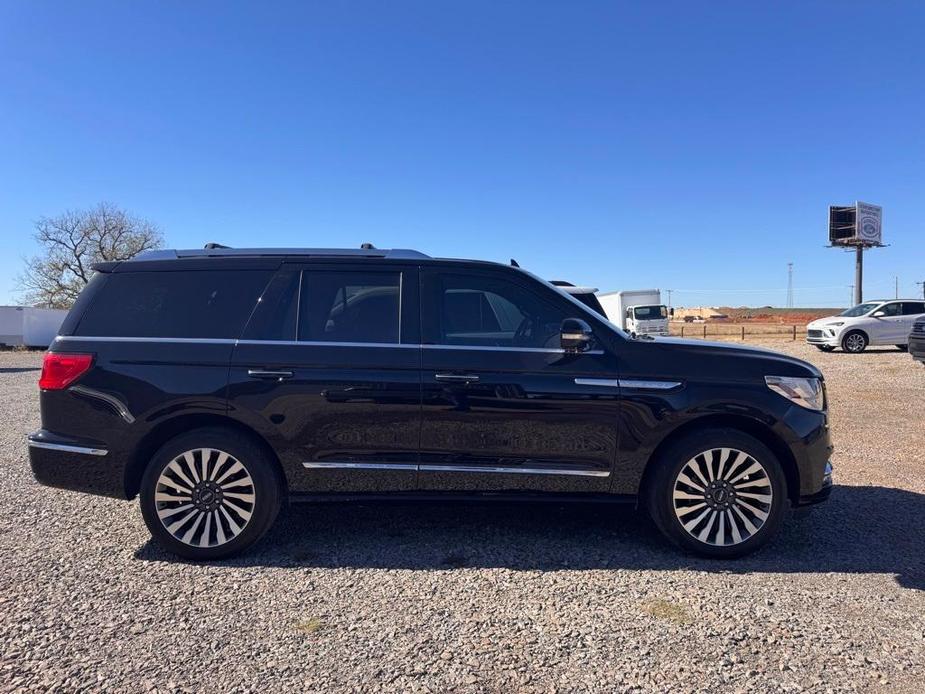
[139,428,282,560]
[842,331,868,353]
[648,429,787,558]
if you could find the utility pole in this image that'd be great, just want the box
[854,247,863,305]
[848,285,854,307]
[894,275,899,299]
[786,263,794,308]
[665,289,673,313]
[917,281,925,300]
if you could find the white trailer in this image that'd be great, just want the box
[0,306,68,348]
[597,289,669,336]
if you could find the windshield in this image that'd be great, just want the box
[839,302,881,317]
[633,305,668,320]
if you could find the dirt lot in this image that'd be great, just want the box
[1,342,923,693]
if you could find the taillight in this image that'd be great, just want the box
[39,353,94,390]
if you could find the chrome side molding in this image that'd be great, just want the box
[28,440,108,456]
[575,378,682,391]
[302,461,417,471]
[419,464,610,477]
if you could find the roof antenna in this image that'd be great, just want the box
[204,242,230,250]
[360,242,377,250]
[510,258,520,267]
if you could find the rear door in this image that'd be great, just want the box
[418,266,621,493]
[227,262,422,494]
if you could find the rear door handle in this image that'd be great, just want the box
[435,373,480,383]
[247,369,294,381]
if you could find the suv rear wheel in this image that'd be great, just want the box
[139,428,282,560]
[648,429,787,558]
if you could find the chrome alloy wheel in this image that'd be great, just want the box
[844,333,866,352]
[672,448,773,547]
[154,448,256,548]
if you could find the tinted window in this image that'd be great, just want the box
[240,268,300,341]
[298,270,400,343]
[878,303,902,317]
[902,302,925,316]
[434,273,569,348]
[75,270,272,338]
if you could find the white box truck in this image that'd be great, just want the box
[0,306,68,348]
[597,289,669,336]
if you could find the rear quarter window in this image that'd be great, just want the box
[74,270,273,339]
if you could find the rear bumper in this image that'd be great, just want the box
[28,430,128,499]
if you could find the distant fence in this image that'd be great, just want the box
[669,323,806,341]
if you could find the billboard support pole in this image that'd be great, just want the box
[854,247,863,305]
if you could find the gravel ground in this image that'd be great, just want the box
[1,342,923,693]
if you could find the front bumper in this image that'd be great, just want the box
[28,430,127,499]
[795,461,833,506]
[910,334,925,363]
[806,329,841,347]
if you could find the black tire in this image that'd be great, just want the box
[140,427,282,560]
[815,345,835,352]
[647,428,787,559]
[895,344,908,352]
[841,330,868,353]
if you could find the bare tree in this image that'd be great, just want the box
[19,203,165,308]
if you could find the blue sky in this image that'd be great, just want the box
[1,1,923,308]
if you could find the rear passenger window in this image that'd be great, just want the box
[298,271,400,344]
[902,302,925,315]
[75,270,272,339]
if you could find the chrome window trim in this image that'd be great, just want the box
[419,464,610,477]
[56,336,238,344]
[302,461,417,471]
[575,378,682,390]
[56,336,606,355]
[239,339,416,349]
[28,440,108,457]
[426,344,605,355]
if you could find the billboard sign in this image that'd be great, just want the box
[856,201,882,245]
[828,201,882,246]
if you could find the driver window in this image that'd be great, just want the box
[879,303,902,317]
[436,273,568,348]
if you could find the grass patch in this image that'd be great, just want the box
[295,617,326,635]
[641,599,692,624]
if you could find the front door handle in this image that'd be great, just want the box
[435,373,480,383]
[247,369,294,381]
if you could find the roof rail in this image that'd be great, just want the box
[133,247,431,261]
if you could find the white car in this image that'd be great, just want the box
[806,299,925,353]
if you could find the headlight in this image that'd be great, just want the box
[828,322,844,327]
[765,376,824,411]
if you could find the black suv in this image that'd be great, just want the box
[29,247,833,560]
[910,315,925,365]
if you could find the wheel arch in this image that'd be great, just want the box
[124,414,287,500]
[637,413,800,507]
[841,328,869,347]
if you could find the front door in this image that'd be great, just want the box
[418,267,621,493]
[871,301,905,344]
[228,262,422,493]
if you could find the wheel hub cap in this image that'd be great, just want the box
[672,447,773,547]
[154,448,256,548]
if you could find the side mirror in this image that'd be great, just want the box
[561,317,593,353]
[669,307,675,317]
[872,311,885,318]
